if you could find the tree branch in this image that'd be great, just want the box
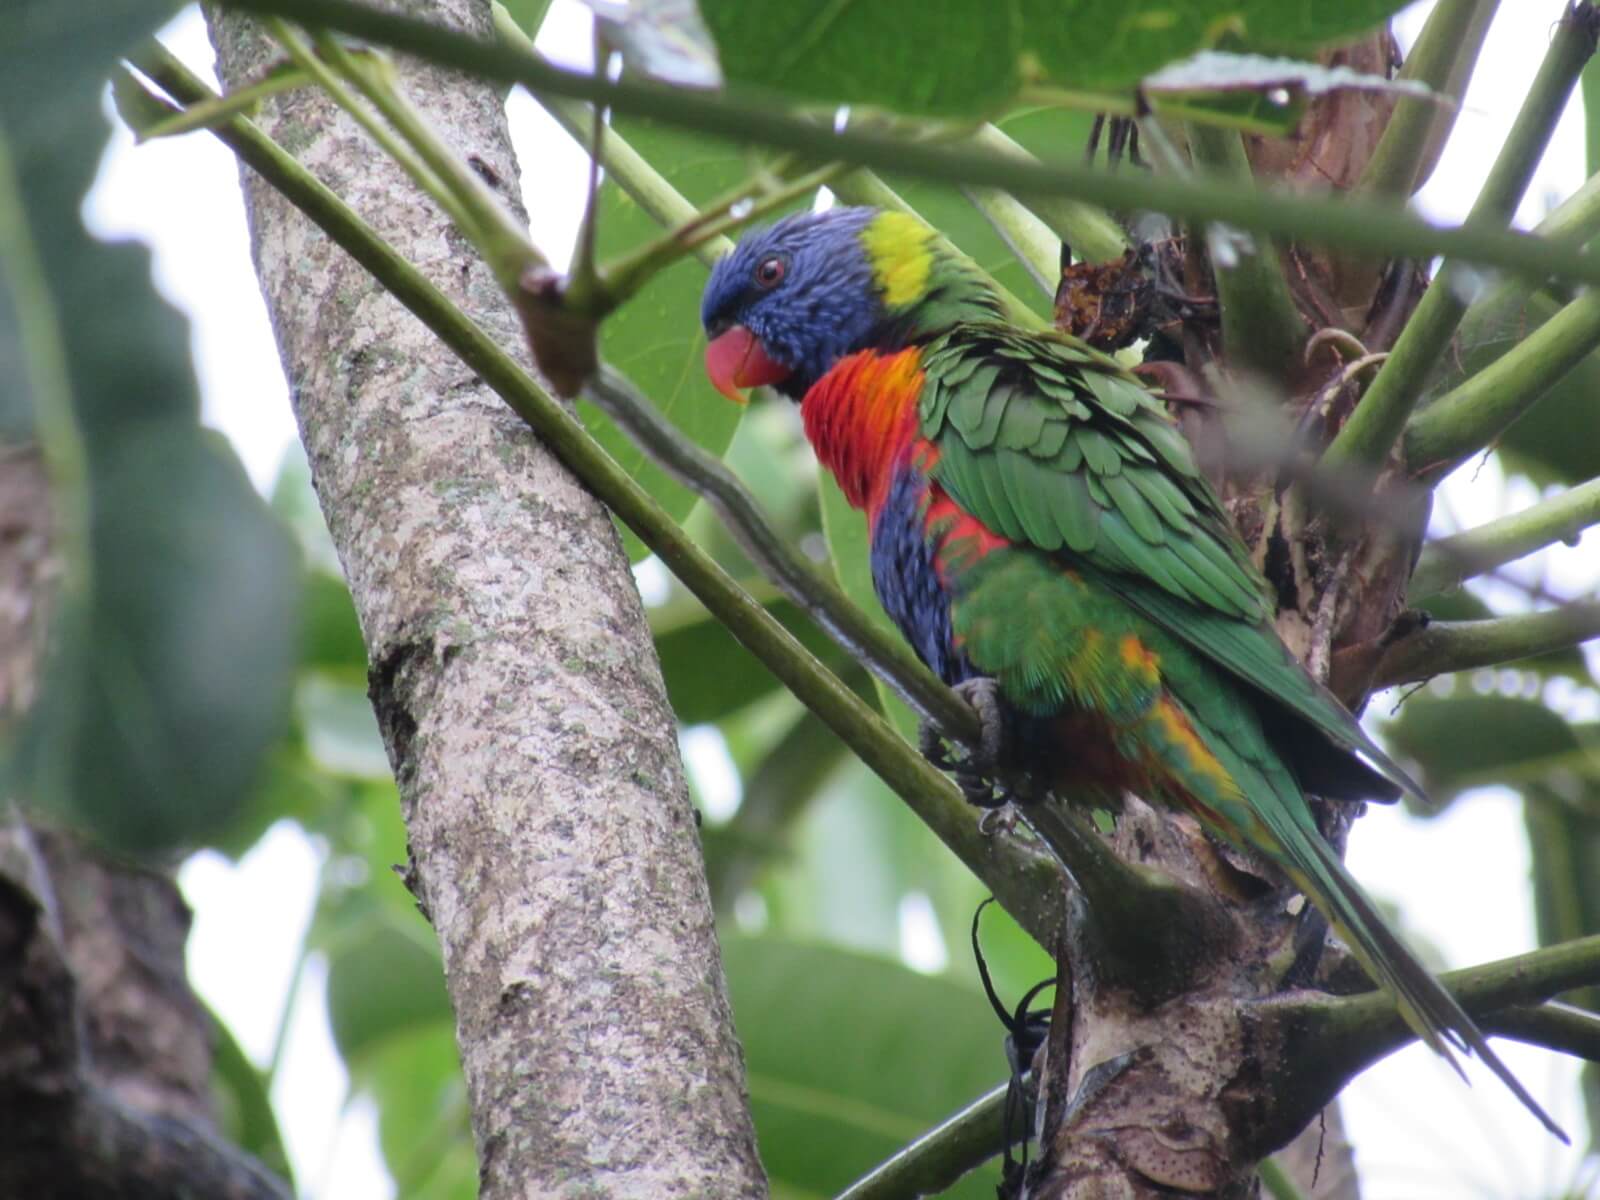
[1410,478,1600,596]
[0,825,292,1200]
[1322,2,1598,473]
[835,1083,1008,1200]
[1373,601,1600,685]
[1487,1002,1600,1060]
[1357,0,1498,200]
[210,0,1600,290]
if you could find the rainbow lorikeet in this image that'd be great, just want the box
[700,205,1561,1137]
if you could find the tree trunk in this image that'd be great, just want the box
[207,5,767,1197]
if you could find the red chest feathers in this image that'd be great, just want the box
[801,349,926,515]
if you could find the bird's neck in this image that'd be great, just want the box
[802,348,927,515]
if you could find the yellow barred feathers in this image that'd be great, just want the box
[861,212,934,307]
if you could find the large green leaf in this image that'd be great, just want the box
[700,0,1411,117]
[583,120,769,560]
[723,935,1011,1198]
[1383,693,1600,805]
[3,22,300,852]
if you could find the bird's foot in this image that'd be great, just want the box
[918,678,1013,809]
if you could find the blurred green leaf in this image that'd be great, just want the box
[723,935,1008,1199]
[1383,692,1600,804]
[355,1022,476,1200]
[700,0,1411,117]
[4,37,299,853]
[297,674,390,779]
[322,904,451,1064]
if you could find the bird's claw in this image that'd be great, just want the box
[918,677,1013,809]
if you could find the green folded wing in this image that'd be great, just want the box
[920,322,1422,802]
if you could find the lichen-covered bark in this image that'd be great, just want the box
[207,5,766,1197]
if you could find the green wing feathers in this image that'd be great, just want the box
[920,323,1421,804]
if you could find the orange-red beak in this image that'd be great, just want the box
[704,325,791,404]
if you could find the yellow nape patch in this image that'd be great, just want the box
[862,212,933,308]
[1118,634,1161,682]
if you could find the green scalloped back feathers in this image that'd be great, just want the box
[917,322,1421,804]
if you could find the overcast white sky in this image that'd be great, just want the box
[86,2,1600,1196]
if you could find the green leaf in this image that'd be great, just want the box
[584,119,761,560]
[4,38,300,853]
[322,904,452,1064]
[354,1022,477,1200]
[699,0,1412,117]
[723,935,1009,1199]
[297,674,391,779]
[1383,692,1600,804]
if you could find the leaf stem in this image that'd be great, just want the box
[1322,3,1599,473]
[1357,0,1498,200]
[215,0,1600,290]
[596,160,844,309]
[966,123,1127,264]
[834,1083,1008,1200]
[1374,600,1600,685]
[961,184,1060,296]
[1411,479,1600,597]
[1185,121,1305,373]
[1404,288,1600,478]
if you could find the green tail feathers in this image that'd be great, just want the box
[1275,809,1568,1142]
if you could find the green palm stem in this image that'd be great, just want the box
[215,0,1600,291]
[966,123,1128,265]
[835,1084,1008,1200]
[1373,600,1600,687]
[961,183,1060,296]
[1410,479,1600,597]
[1323,4,1599,474]
[1402,287,1600,478]
[1185,122,1305,374]
[1357,0,1499,201]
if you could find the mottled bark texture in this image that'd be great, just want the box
[0,450,286,1199]
[207,6,766,1197]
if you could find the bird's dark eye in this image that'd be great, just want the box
[754,256,786,289]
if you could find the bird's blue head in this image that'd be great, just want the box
[699,206,888,402]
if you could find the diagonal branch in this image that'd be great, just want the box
[835,1083,1008,1200]
[1373,601,1600,685]
[1410,478,1600,597]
